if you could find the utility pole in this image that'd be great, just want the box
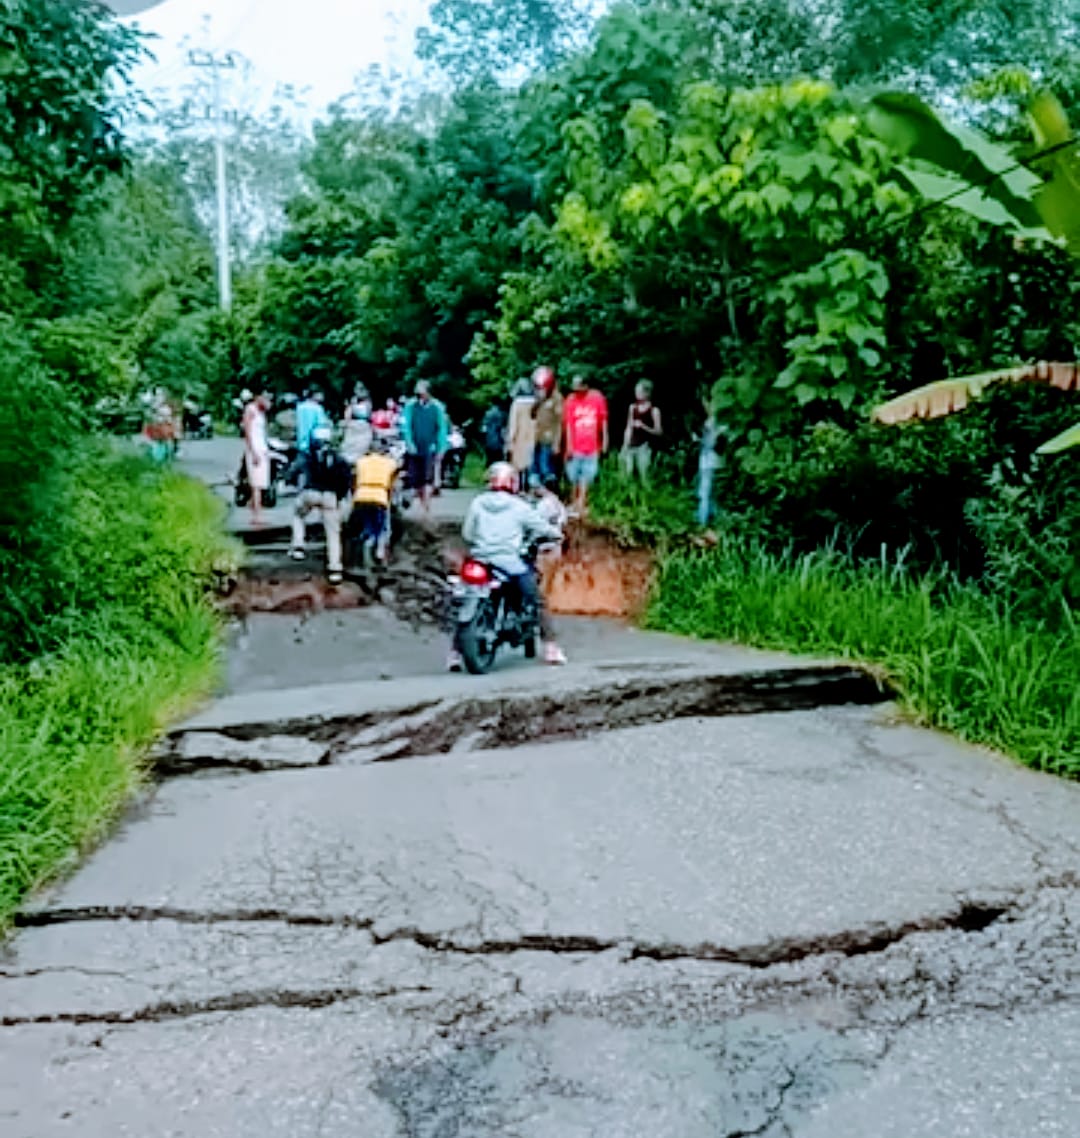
[188,49,237,312]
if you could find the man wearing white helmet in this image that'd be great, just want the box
[448,462,567,671]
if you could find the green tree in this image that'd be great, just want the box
[0,0,143,312]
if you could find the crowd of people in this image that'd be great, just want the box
[238,382,451,584]
[485,366,664,517]
[233,367,711,670]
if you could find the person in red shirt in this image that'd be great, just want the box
[562,372,609,516]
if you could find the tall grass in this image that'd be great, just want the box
[0,458,241,928]
[650,540,1080,777]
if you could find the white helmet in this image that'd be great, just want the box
[487,461,518,492]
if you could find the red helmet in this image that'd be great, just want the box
[532,365,555,392]
[487,461,518,492]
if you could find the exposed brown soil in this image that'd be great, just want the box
[542,525,654,618]
[221,518,655,624]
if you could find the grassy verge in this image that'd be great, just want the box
[0,464,241,928]
[649,540,1080,778]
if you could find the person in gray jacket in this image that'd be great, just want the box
[449,461,567,670]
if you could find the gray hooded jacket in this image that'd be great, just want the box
[462,491,561,575]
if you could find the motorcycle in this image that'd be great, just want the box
[233,437,294,509]
[183,403,213,439]
[446,546,542,675]
[440,420,471,490]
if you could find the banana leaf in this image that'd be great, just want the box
[1029,90,1080,259]
[867,92,1046,234]
[1037,421,1080,454]
[873,362,1080,425]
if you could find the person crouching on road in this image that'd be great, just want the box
[448,462,567,672]
[289,425,352,585]
[351,434,399,567]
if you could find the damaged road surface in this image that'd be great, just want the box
[3,649,1080,1137]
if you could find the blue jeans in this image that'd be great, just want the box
[533,443,557,481]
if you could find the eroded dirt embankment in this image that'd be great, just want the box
[220,517,656,624]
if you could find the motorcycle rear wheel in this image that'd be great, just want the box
[442,453,463,490]
[459,601,499,675]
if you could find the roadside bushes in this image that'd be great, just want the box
[649,541,1080,777]
[0,465,240,927]
[0,323,242,924]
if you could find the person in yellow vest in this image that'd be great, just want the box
[351,434,400,566]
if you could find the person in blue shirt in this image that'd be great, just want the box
[400,380,449,517]
[295,388,331,489]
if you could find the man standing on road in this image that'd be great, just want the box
[295,388,331,489]
[531,365,563,482]
[401,380,448,519]
[482,400,507,467]
[621,379,662,483]
[562,372,608,516]
[289,426,352,586]
[242,390,272,526]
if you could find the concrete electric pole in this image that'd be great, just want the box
[187,49,238,313]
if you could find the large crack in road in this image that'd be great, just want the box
[3,645,1079,1136]
[156,664,889,773]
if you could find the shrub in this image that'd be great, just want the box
[0,467,240,926]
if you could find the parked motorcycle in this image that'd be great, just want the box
[446,548,541,674]
[182,402,213,439]
[440,420,471,490]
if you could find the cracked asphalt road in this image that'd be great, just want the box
[2,440,1079,1136]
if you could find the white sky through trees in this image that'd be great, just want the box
[122,0,433,117]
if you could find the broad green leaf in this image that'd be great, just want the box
[896,165,1054,241]
[775,363,799,390]
[1029,90,1080,258]
[866,92,1043,232]
[834,382,857,409]
[775,153,817,183]
[760,182,793,213]
[794,383,819,405]
[1036,421,1080,454]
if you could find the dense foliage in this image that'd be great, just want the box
[0,0,239,923]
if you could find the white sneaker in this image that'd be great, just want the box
[446,650,463,673]
[289,547,305,561]
[543,642,567,665]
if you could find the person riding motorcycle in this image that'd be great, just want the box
[448,461,567,671]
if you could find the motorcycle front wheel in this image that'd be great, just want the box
[459,600,499,675]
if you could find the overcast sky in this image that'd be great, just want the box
[123,0,433,117]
